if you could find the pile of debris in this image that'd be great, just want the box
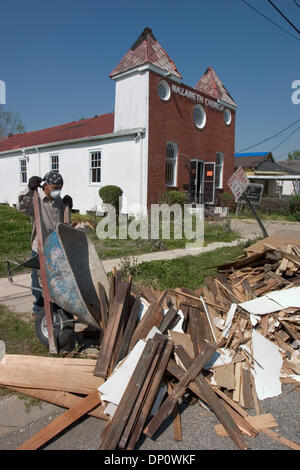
[0,236,300,450]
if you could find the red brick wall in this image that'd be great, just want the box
[147,71,236,207]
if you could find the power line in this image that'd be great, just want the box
[266,0,300,34]
[271,124,300,151]
[293,0,300,9]
[240,0,300,42]
[237,118,300,152]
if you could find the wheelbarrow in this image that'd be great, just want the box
[7,222,110,353]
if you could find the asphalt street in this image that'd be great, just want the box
[0,383,299,451]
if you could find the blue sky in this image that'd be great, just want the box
[1,0,299,161]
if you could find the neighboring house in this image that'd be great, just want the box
[278,160,300,195]
[234,152,300,197]
[0,27,237,215]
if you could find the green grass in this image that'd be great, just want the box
[0,204,32,278]
[0,205,240,276]
[131,243,247,291]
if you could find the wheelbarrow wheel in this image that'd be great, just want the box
[35,307,75,350]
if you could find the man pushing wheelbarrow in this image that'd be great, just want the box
[11,170,109,354]
[17,170,73,317]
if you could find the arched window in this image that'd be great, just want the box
[166,142,178,186]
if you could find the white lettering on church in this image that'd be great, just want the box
[171,84,203,103]
[171,84,224,111]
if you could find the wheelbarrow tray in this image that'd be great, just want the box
[43,223,109,330]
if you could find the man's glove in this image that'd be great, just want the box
[63,195,73,210]
[28,176,43,191]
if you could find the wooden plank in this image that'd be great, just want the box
[168,382,182,441]
[144,341,217,439]
[189,308,211,356]
[115,296,142,365]
[242,366,255,410]
[5,386,109,421]
[158,307,180,334]
[215,413,277,436]
[126,340,174,450]
[94,282,130,378]
[98,282,109,330]
[0,363,104,395]
[2,355,97,368]
[17,389,101,450]
[174,345,248,450]
[261,428,300,450]
[166,358,257,439]
[233,362,243,403]
[129,291,167,350]
[119,335,167,449]
[99,335,161,450]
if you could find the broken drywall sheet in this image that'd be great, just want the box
[221,303,237,339]
[266,286,300,309]
[98,339,146,405]
[252,329,283,400]
[204,348,233,370]
[169,309,185,334]
[239,297,283,315]
[240,286,300,315]
[138,298,150,321]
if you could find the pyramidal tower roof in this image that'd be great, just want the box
[195,66,237,108]
[110,27,182,80]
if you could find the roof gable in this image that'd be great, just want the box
[110,27,182,79]
[0,113,114,153]
[195,66,237,108]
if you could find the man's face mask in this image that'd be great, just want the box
[50,189,61,200]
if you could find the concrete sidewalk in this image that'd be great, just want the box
[0,237,247,315]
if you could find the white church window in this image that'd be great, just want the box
[224,108,232,126]
[166,142,178,186]
[50,154,59,172]
[90,151,101,183]
[158,80,171,101]
[20,159,27,184]
[193,104,206,129]
[215,152,224,189]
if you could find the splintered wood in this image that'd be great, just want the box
[2,237,300,451]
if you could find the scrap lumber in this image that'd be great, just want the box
[261,429,300,451]
[158,306,180,334]
[166,357,257,441]
[0,357,103,394]
[17,389,101,450]
[118,335,168,449]
[94,281,131,378]
[129,291,167,350]
[168,382,183,441]
[126,340,174,450]
[214,413,278,436]
[99,334,162,450]
[115,296,142,364]
[98,282,109,330]
[174,345,249,450]
[144,340,217,439]
[5,386,109,421]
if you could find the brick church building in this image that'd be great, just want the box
[0,27,237,214]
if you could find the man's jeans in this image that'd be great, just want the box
[31,250,44,314]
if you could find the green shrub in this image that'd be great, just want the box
[289,194,300,214]
[160,190,188,207]
[99,185,123,213]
